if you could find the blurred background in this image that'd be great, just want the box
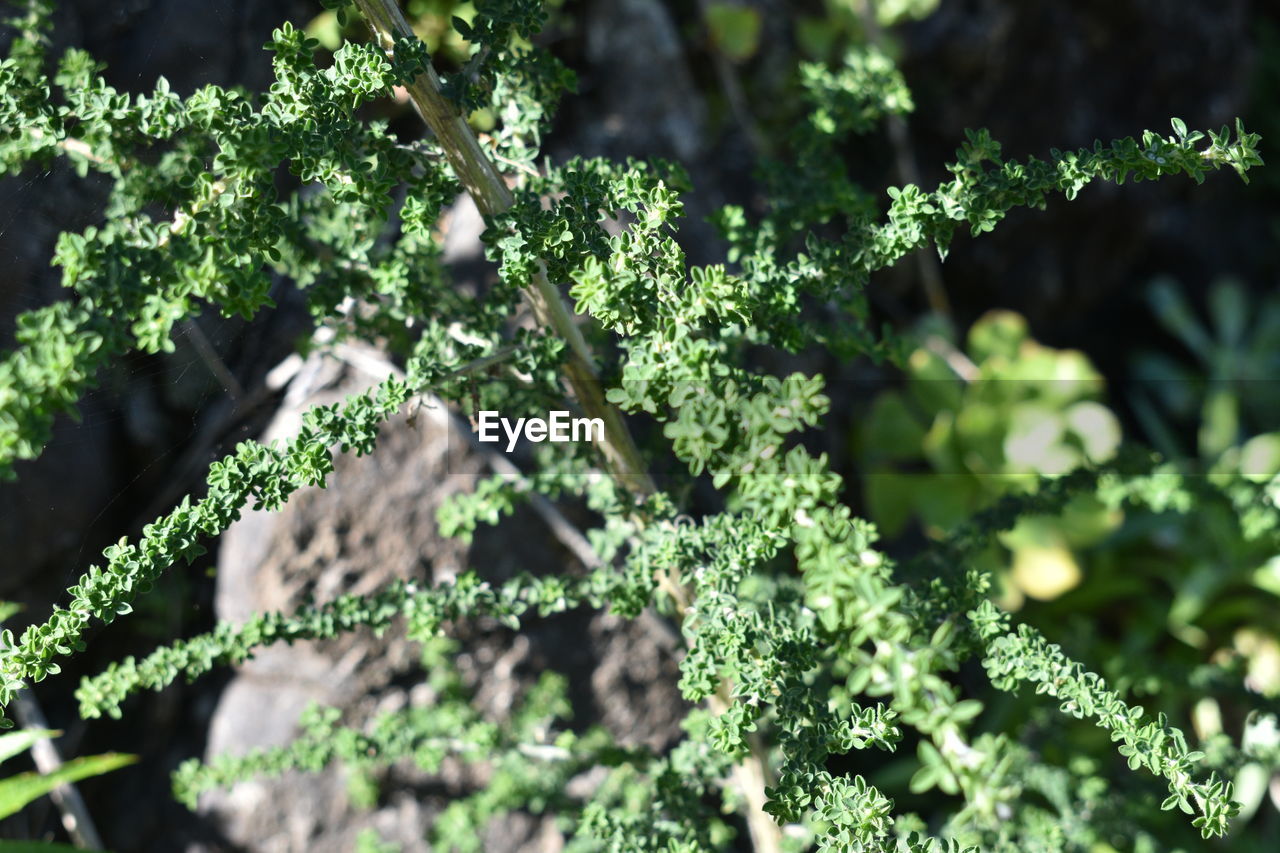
[2,0,1280,849]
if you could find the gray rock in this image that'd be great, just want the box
[196,356,684,851]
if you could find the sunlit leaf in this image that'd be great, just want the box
[0,753,137,820]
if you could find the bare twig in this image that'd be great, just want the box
[354,0,655,500]
[331,340,600,569]
[11,690,105,850]
[696,0,768,157]
[857,0,952,321]
[924,335,979,382]
[181,320,245,400]
[477,136,543,180]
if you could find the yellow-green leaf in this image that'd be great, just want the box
[0,730,58,767]
[704,3,762,63]
[0,752,137,819]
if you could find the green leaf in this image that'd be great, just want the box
[0,730,58,767]
[1208,278,1247,348]
[304,10,344,51]
[0,752,137,819]
[912,472,978,532]
[966,309,1028,362]
[860,391,926,462]
[1065,401,1121,463]
[1198,388,1238,461]
[863,469,917,538]
[704,3,762,63]
[1239,432,1280,481]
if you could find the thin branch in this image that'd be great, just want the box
[181,320,245,400]
[331,340,600,569]
[924,335,979,383]
[12,690,105,850]
[478,136,543,179]
[458,44,493,89]
[351,4,782,849]
[353,0,655,501]
[132,339,519,530]
[856,0,952,321]
[696,0,768,157]
[330,340,518,385]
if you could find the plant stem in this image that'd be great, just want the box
[13,690,104,850]
[856,0,952,322]
[351,3,782,850]
[353,0,653,499]
[331,339,601,569]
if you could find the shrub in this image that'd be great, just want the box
[1,0,1276,849]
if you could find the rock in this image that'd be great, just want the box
[195,355,685,851]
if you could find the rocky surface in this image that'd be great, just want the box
[192,355,685,851]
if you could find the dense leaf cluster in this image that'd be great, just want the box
[0,0,1275,850]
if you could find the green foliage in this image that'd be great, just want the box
[860,310,1121,535]
[856,311,1129,605]
[354,827,402,853]
[0,377,411,714]
[76,569,603,720]
[704,3,763,63]
[1134,276,1280,463]
[0,729,135,820]
[971,602,1240,837]
[0,0,1275,849]
[169,645,598,829]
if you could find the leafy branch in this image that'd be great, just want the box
[971,601,1240,838]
